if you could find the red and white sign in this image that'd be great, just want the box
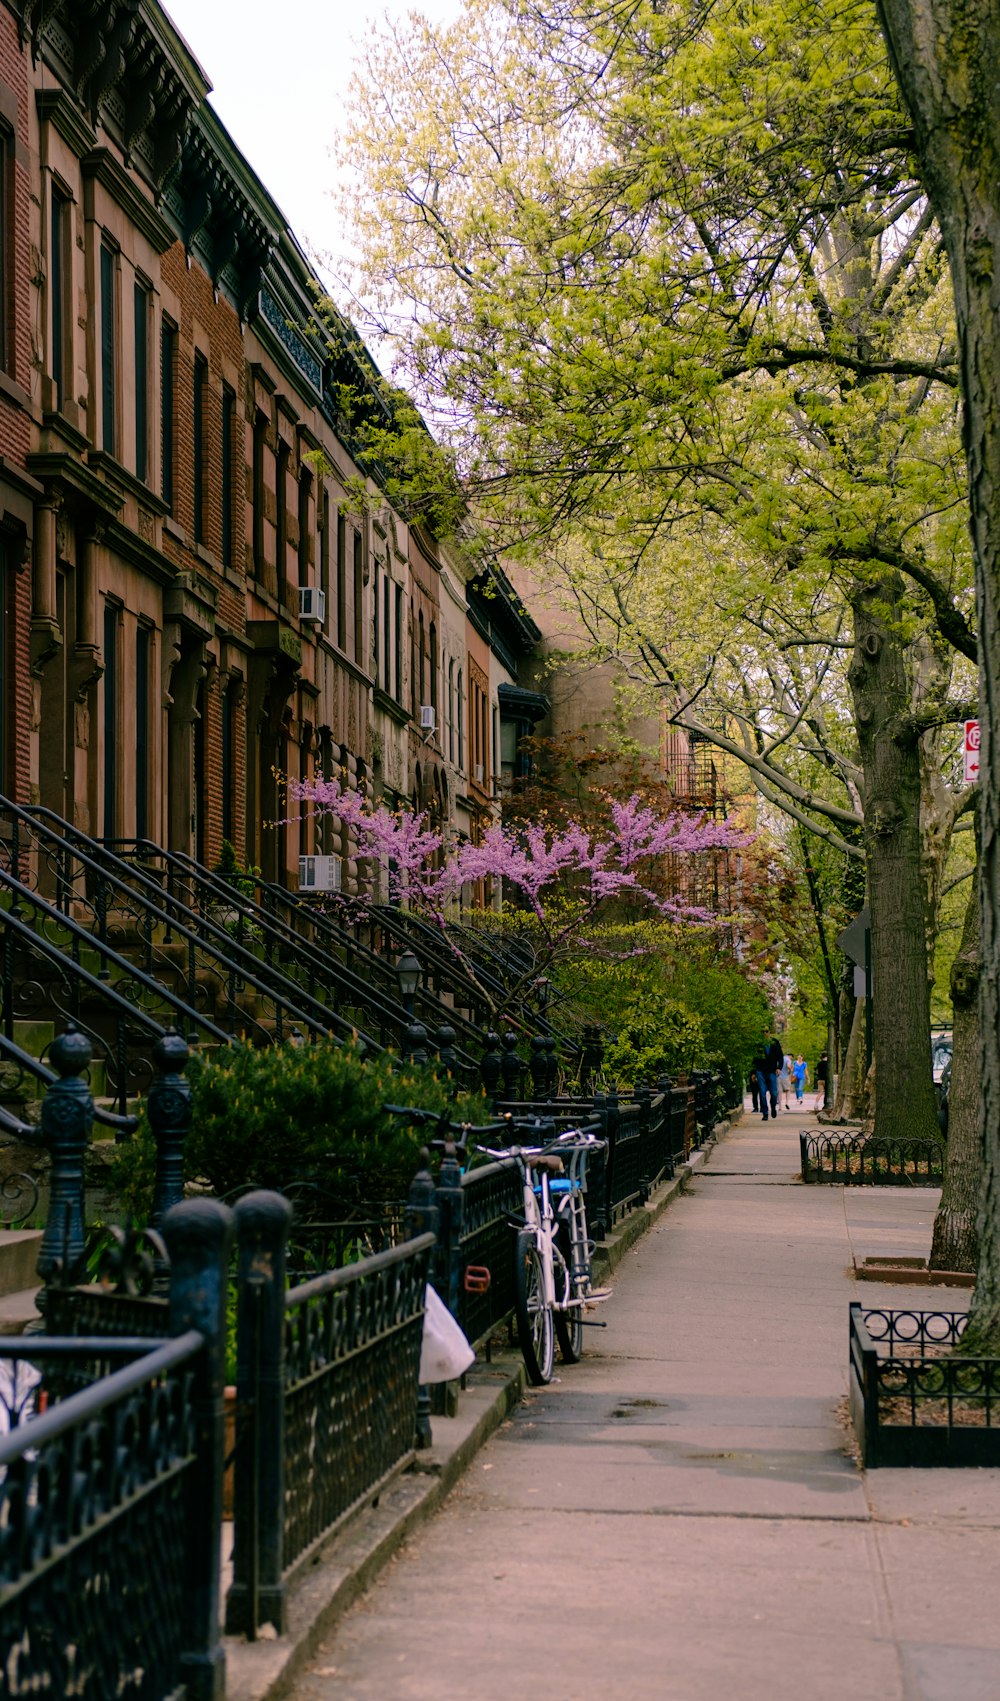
[964,718,980,786]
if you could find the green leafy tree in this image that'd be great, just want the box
[342,0,978,1146]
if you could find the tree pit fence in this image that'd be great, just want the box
[801,1132,945,1186]
[849,1303,1000,1466]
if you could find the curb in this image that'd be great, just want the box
[226,1115,733,1700]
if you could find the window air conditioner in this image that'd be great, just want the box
[420,705,435,731]
[299,854,342,892]
[474,763,485,784]
[299,587,326,623]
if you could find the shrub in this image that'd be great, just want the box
[112,1037,488,1219]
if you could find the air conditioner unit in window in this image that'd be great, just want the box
[299,854,341,892]
[474,763,485,784]
[299,587,326,624]
[420,705,435,731]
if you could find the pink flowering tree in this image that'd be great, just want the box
[290,776,753,1023]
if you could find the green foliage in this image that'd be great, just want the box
[112,1038,489,1219]
[214,840,260,902]
[556,921,770,1087]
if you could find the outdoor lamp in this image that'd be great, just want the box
[534,976,551,1013]
[396,950,422,1012]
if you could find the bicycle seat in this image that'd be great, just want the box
[532,1154,565,1174]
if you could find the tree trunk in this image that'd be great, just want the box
[834,994,865,1120]
[930,866,980,1272]
[849,577,939,1143]
[875,0,1000,1343]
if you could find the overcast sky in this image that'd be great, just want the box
[162,0,459,269]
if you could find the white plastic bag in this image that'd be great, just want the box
[419,1283,475,1384]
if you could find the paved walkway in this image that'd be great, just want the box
[292,1109,1000,1701]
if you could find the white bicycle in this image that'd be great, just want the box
[477,1128,609,1385]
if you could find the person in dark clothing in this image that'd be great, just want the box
[757,1036,782,1120]
[749,1069,760,1111]
[814,1051,829,1111]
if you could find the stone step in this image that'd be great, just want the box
[0,1232,42,1301]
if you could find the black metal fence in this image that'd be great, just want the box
[225,1191,433,1639]
[849,1303,1000,1466]
[801,1132,945,1186]
[0,1198,232,1701]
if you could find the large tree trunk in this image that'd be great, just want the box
[875,0,1000,1341]
[834,994,866,1120]
[849,577,939,1143]
[930,867,981,1272]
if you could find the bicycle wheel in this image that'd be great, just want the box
[514,1228,554,1385]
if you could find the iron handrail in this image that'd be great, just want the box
[0,1029,137,1136]
[0,1329,202,1465]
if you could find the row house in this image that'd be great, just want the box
[0,0,542,898]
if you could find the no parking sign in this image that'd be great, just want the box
[964,718,980,786]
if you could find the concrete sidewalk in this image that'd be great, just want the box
[290,1111,1000,1701]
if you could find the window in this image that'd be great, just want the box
[336,508,346,648]
[103,601,119,838]
[448,660,455,763]
[134,283,149,483]
[320,489,330,625]
[221,385,235,568]
[0,544,7,789]
[222,680,239,843]
[394,584,403,703]
[50,185,70,406]
[193,353,207,545]
[457,669,464,771]
[418,611,425,706]
[276,440,289,604]
[373,566,380,686]
[383,571,391,698]
[429,622,438,717]
[100,242,117,455]
[0,130,9,375]
[353,529,363,663]
[297,465,311,593]
[135,624,149,839]
[160,318,176,508]
[252,411,267,578]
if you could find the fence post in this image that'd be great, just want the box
[164,1197,235,1701]
[226,1189,292,1639]
[529,1035,547,1100]
[436,1024,459,1079]
[636,1084,652,1200]
[480,1031,502,1107]
[500,1031,522,1102]
[36,1024,93,1292]
[406,1151,439,1449]
[544,1036,559,1098]
[589,1089,609,1241]
[148,1028,192,1227]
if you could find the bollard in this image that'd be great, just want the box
[226,1190,293,1639]
[406,1151,439,1450]
[164,1196,235,1701]
[36,1024,93,1290]
[148,1028,192,1227]
[480,1031,502,1107]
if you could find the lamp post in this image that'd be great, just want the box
[533,976,551,1016]
[396,950,422,1015]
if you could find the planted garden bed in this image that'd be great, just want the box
[800,1131,944,1185]
[849,1302,1000,1466]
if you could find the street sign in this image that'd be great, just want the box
[837,906,870,966]
[964,718,980,786]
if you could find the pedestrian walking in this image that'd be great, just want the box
[792,1054,808,1103]
[756,1036,782,1120]
[749,1068,760,1112]
[778,1052,793,1111]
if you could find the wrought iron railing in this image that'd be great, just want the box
[0,1197,231,1696]
[801,1132,945,1185]
[848,1303,1000,1466]
[456,1159,523,1346]
[226,1191,433,1639]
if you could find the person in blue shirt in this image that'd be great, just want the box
[792,1054,809,1103]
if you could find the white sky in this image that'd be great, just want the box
[161,0,460,269]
